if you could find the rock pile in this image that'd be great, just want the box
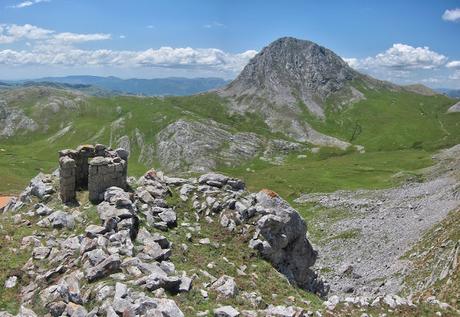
[0,161,326,316]
[58,144,128,203]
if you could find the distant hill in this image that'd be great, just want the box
[403,84,438,96]
[28,76,229,96]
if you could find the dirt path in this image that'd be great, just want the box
[295,145,460,297]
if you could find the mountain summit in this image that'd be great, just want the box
[223,37,362,118]
[219,37,380,147]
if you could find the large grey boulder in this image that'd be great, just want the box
[250,190,318,291]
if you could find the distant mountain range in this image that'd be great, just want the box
[13,76,230,96]
[435,88,460,98]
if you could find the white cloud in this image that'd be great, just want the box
[0,23,110,44]
[343,58,360,69]
[146,25,155,29]
[9,0,50,9]
[446,60,460,69]
[0,24,53,43]
[119,35,126,39]
[345,43,447,70]
[53,32,111,43]
[0,23,256,77]
[442,8,460,22]
[0,46,257,74]
[203,21,225,29]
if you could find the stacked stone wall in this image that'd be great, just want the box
[59,156,76,202]
[88,155,128,203]
[58,144,128,203]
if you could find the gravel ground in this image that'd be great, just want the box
[295,145,460,297]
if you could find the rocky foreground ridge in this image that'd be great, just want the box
[0,144,329,316]
[1,145,459,316]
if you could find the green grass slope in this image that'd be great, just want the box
[1,84,459,196]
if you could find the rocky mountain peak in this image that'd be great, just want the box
[222,37,361,118]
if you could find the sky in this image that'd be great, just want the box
[0,0,460,88]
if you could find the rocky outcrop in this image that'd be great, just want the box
[222,37,361,118]
[175,171,326,296]
[0,100,38,138]
[447,101,460,113]
[156,119,264,173]
[218,37,367,149]
[250,190,322,293]
[0,149,325,316]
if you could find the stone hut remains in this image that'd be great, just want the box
[59,144,128,203]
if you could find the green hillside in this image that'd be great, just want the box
[0,85,459,196]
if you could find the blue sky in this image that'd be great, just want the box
[1,0,460,88]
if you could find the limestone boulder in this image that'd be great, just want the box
[251,190,317,290]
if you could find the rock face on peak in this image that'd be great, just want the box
[222,37,360,118]
[219,37,367,148]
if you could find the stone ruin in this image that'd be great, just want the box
[59,144,128,203]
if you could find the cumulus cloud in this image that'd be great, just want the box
[0,24,110,44]
[348,44,447,70]
[343,44,460,87]
[442,8,460,22]
[9,0,50,9]
[0,45,257,74]
[53,32,111,43]
[446,61,460,69]
[0,23,256,77]
[0,24,53,43]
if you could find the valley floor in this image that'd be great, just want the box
[295,145,460,297]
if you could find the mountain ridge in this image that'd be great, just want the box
[11,76,230,96]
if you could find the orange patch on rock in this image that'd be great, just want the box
[0,196,13,209]
[260,189,279,198]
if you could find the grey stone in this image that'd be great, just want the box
[47,210,75,229]
[211,275,238,298]
[264,305,298,317]
[214,306,240,317]
[198,173,229,187]
[86,254,121,282]
[253,190,318,291]
[114,282,127,299]
[33,246,51,260]
[151,298,184,317]
[4,276,17,288]
[47,301,67,317]
[179,276,193,292]
[85,224,107,238]
[35,203,53,216]
[158,209,177,227]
